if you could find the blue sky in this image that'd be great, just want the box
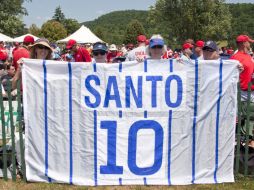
[23,0,254,27]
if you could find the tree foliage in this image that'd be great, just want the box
[63,18,80,35]
[227,3,254,47]
[29,24,41,36]
[40,20,67,42]
[148,0,232,44]
[0,0,30,36]
[123,20,145,44]
[52,6,65,23]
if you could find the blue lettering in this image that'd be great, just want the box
[125,76,142,108]
[104,76,122,108]
[146,76,163,107]
[100,121,123,174]
[128,120,163,175]
[165,75,183,108]
[85,75,101,108]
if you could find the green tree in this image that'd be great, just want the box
[0,0,30,36]
[63,18,80,35]
[94,26,106,42]
[40,20,67,42]
[29,24,41,37]
[52,6,65,23]
[123,19,145,44]
[149,0,232,44]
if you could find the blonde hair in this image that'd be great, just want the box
[146,34,167,57]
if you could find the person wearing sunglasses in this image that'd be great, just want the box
[145,34,166,60]
[202,41,220,60]
[29,38,53,60]
[92,42,108,63]
[12,38,53,90]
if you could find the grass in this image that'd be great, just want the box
[0,175,253,190]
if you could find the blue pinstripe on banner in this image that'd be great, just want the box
[192,59,199,184]
[94,110,98,186]
[168,110,173,185]
[43,60,51,182]
[119,62,122,72]
[119,178,122,185]
[144,59,148,72]
[68,62,73,184]
[214,59,223,183]
[144,177,147,185]
[93,62,97,72]
[169,59,173,72]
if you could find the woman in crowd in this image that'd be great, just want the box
[145,34,167,60]
[12,38,53,89]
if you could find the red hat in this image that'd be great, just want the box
[23,35,35,44]
[66,39,77,49]
[137,35,147,42]
[195,40,205,47]
[236,35,254,43]
[182,43,194,50]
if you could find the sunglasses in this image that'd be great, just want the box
[203,48,215,52]
[151,45,163,49]
[93,51,106,56]
[36,45,49,50]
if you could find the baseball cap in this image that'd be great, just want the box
[236,35,254,43]
[149,38,164,48]
[182,43,194,50]
[23,35,35,44]
[137,35,147,42]
[66,39,77,49]
[195,40,205,47]
[93,42,108,52]
[109,44,117,51]
[202,41,218,52]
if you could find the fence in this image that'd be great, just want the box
[0,80,252,182]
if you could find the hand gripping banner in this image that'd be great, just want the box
[22,59,239,185]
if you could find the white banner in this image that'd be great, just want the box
[23,59,239,185]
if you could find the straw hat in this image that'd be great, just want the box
[29,38,53,53]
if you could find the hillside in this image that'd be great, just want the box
[82,10,154,44]
[81,4,254,45]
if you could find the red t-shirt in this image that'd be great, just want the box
[13,47,30,70]
[107,52,121,63]
[231,51,254,91]
[0,47,8,61]
[74,47,91,62]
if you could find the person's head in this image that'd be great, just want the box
[202,41,220,60]
[66,39,78,53]
[194,40,204,57]
[146,34,166,59]
[126,43,134,51]
[29,38,53,60]
[0,41,4,48]
[14,42,20,47]
[6,64,15,77]
[182,43,194,57]
[92,42,108,63]
[137,35,147,46]
[236,35,253,52]
[109,44,117,52]
[23,35,35,46]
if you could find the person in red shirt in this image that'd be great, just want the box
[107,44,119,63]
[66,39,91,62]
[231,34,254,147]
[13,35,34,70]
[231,34,254,101]
[0,41,8,64]
[12,42,20,57]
